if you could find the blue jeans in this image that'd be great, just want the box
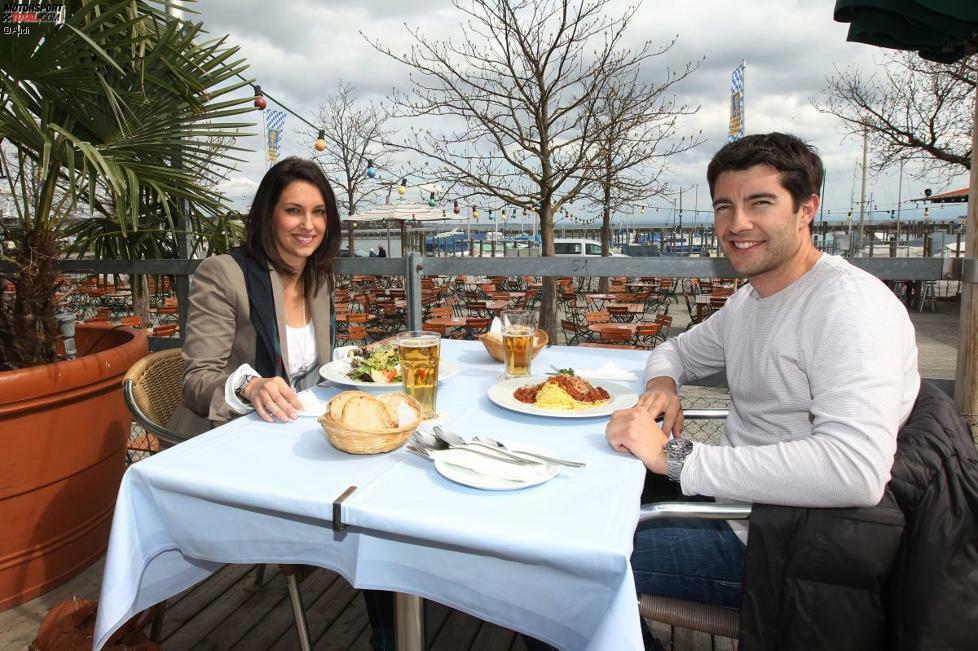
[631,517,746,609]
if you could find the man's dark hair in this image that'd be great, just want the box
[707,133,824,212]
[245,157,341,296]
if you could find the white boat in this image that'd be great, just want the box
[433,227,463,238]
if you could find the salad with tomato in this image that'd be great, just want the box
[347,344,402,384]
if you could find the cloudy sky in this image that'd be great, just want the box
[189,0,970,225]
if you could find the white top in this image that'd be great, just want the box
[645,255,920,536]
[224,320,317,413]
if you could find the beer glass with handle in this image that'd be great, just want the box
[501,310,537,379]
[397,330,441,419]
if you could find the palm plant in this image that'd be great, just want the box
[0,0,253,369]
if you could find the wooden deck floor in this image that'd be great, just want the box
[0,557,736,650]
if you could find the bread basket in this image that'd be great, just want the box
[318,393,423,454]
[479,329,549,363]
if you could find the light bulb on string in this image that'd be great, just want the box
[253,85,267,111]
[398,178,407,197]
[473,207,479,220]
[453,200,460,215]
[428,191,436,208]
[314,129,326,152]
[366,160,377,178]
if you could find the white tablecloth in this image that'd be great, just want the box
[94,341,648,650]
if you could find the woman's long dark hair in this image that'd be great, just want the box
[244,157,341,296]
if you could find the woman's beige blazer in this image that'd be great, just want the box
[167,254,333,437]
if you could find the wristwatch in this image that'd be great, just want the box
[665,438,695,482]
[234,374,258,404]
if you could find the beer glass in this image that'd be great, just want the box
[501,310,537,378]
[397,330,441,419]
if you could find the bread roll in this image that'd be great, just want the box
[340,394,394,430]
[327,390,370,422]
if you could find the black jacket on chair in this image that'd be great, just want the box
[738,381,978,650]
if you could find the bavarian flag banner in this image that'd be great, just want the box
[728,61,746,142]
[265,110,286,165]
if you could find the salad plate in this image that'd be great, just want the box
[319,346,458,390]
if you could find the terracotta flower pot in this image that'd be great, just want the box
[0,325,148,611]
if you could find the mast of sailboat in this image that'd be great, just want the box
[858,125,868,256]
[896,158,904,256]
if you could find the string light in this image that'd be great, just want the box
[398,178,407,197]
[314,129,326,152]
[428,191,436,208]
[472,207,479,220]
[366,160,377,178]
[252,85,267,111]
[453,200,460,215]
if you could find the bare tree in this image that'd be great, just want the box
[582,68,702,265]
[815,52,976,182]
[364,0,700,336]
[300,82,396,254]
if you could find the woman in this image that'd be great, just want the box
[168,157,396,651]
[169,157,340,434]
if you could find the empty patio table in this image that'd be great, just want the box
[94,341,648,651]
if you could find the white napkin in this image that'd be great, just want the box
[396,401,418,427]
[430,448,554,483]
[298,391,329,417]
[489,317,503,334]
[562,362,636,382]
[332,344,360,361]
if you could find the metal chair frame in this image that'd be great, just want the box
[637,408,751,640]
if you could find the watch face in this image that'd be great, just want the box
[666,438,694,457]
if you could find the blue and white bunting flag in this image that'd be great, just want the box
[728,62,745,142]
[265,110,287,164]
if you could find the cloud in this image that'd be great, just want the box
[190,0,971,218]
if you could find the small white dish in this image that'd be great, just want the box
[431,444,561,491]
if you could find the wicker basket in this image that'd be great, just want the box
[479,329,549,363]
[318,393,423,454]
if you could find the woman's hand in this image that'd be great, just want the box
[242,376,303,423]
[634,376,684,437]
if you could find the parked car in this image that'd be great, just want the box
[553,239,625,257]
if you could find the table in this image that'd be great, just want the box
[94,342,648,650]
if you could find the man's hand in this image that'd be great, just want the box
[635,376,684,437]
[605,407,668,474]
[243,376,302,423]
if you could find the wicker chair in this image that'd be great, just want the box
[122,348,188,448]
[122,349,315,651]
[637,408,751,641]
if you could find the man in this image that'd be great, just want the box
[606,133,920,616]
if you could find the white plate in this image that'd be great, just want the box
[318,359,458,389]
[487,376,638,418]
[432,444,561,491]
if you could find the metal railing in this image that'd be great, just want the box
[4,254,967,360]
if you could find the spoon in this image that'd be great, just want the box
[412,431,539,467]
[473,436,586,468]
[433,426,548,465]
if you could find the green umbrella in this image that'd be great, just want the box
[835,0,978,62]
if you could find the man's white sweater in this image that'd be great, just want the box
[646,255,920,518]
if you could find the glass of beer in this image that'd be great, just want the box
[397,330,442,419]
[501,310,537,379]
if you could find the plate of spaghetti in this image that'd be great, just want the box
[488,371,638,418]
